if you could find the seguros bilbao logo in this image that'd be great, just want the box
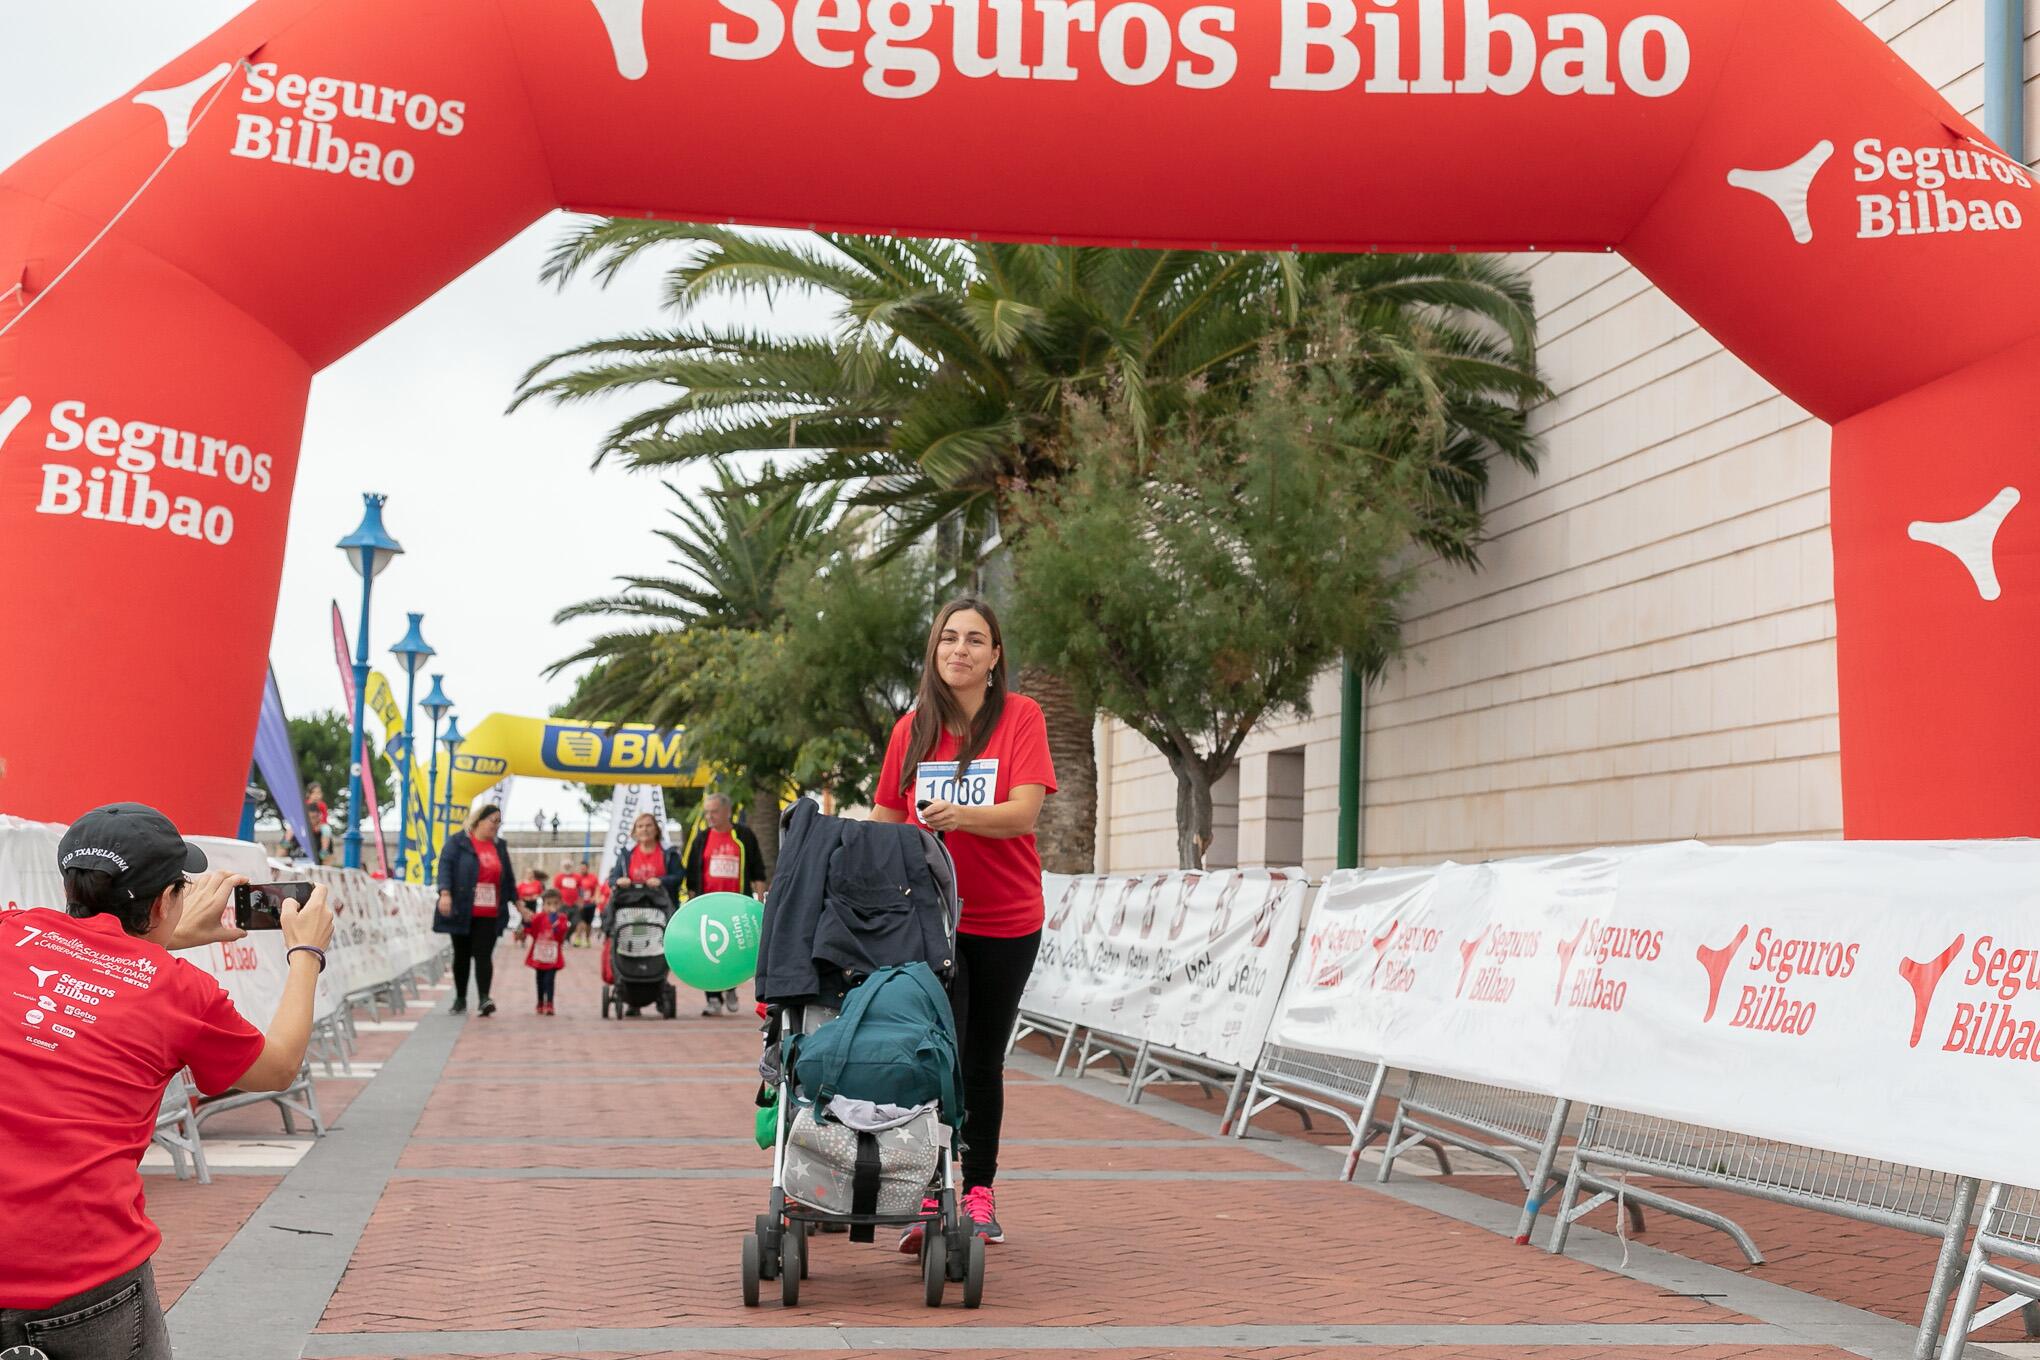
[1695,924,1858,1037]
[542,724,690,777]
[1552,918,1662,1013]
[1921,933,2040,1063]
[1729,136,2031,246]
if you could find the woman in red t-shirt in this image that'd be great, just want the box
[873,596,1056,1250]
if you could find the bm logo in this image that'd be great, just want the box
[542,724,690,777]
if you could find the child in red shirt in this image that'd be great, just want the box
[522,887,572,1015]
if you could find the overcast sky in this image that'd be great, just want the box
[2,2,829,831]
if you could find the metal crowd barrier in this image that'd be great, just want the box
[194,1058,326,1139]
[151,1069,210,1184]
[1025,1015,1254,1132]
[1940,1184,2040,1359]
[1373,1075,1651,1243]
[307,1012,356,1076]
[1233,1042,1391,1179]
[1122,1040,1245,1127]
[1552,1106,1980,1360]
[1011,1010,1079,1072]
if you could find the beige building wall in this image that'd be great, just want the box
[1097,0,2030,874]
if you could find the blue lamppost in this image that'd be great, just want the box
[389,613,435,883]
[437,715,467,853]
[421,676,452,879]
[336,494,404,871]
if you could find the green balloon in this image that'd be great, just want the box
[665,892,764,992]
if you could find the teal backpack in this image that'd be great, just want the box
[789,964,966,1132]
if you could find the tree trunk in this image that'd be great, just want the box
[744,795,782,879]
[1171,755,1215,870]
[1018,662,1096,874]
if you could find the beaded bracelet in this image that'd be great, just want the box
[286,944,327,973]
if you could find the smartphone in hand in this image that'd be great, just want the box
[233,882,315,931]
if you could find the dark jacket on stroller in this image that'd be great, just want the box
[758,800,957,1005]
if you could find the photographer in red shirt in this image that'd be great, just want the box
[0,804,335,1357]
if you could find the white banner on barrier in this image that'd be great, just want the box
[1268,841,2040,1190]
[1027,868,1307,1070]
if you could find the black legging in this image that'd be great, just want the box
[950,929,1042,1190]
[450,915,504,1003]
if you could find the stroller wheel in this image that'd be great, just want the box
[740,1234,761,1307]
[779,1228,803,1305]
[922,1232,947,1308]
[600,989,611,1019]
[962,1234,985,1309]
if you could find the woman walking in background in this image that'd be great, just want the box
[436,803,517,1017]
[873,596,1055,1249]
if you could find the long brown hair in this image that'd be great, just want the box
[899,596,1009,796]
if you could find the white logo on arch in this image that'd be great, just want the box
[1728,140,1835,245]
[133,62,235,149]
[590,0,650,80]
[0,396,31,453]
[1909,487,2020,602]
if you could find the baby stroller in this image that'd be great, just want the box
[742,803,981,1309]
[601,883,678,1019]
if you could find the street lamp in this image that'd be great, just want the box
[421,675,452,878]
[336,493,403,871]
[388,613,434,882]
[438,715,467,853]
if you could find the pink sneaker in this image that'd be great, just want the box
[963,1185,1005,1244]
[897,1197,941,1254]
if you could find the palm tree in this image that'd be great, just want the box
[517,227,1547,871]
[550,459,838,866]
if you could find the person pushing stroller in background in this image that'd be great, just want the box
[606,810,684,1019]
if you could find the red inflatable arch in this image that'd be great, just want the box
[1,0,2035,836]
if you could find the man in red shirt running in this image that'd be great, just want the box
[0,803,335,1356]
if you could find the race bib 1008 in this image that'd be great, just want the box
[916,759,999,810]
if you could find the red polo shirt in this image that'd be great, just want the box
[0,908,266,1308]
[876,694,1057,938]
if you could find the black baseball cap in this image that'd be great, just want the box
[58,803,208,900]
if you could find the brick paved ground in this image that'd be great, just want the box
[156,961,2027,1359]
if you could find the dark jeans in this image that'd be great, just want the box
[535,969,557,1005]
[0,1260,169,1359]
[950,929,1042,1190]
[450,914,503,1003]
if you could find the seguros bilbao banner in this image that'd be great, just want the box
[1267,839,2040,1188]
